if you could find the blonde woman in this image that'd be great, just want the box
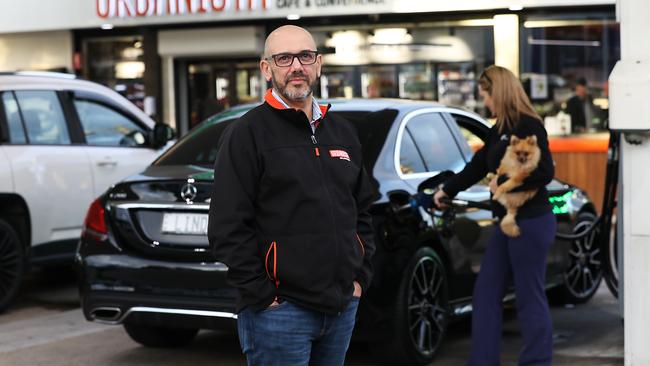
[434,65,556,366]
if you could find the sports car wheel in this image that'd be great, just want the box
[382,247,449,365]
[553,212,603,304]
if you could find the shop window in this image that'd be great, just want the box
[319,66,356,99]
[437,63,477,109]
[521,19,619,133]
[84,37,146,110]
[14,91,70,145]
[361,65,397,98]
[2,92,27,144]
[74,98,147,147]
[399,64,434,100]
[310,24,493,107]
[406,113,465,173]
[236,68,261,104]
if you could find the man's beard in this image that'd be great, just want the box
[271,70,316,102]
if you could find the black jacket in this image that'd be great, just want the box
[442,114,554,219]
[208,95,376,314]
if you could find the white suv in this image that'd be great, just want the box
[0,72,174,312]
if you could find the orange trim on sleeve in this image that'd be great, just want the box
[548,136,609,153]
[356,234,365,256]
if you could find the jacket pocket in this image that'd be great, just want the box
[273,234,335,295]
[265,241,279,288]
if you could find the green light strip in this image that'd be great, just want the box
[549,191,572,215]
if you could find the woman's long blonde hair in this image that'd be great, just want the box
[478,65,542,132]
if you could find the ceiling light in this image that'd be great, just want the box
[370,28,413,45]
[287,14,300,20]
[101,24,114,30]
[509,5,524,11]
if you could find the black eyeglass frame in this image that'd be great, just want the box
[264,50,319,67]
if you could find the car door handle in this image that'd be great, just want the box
[97,161,118,167]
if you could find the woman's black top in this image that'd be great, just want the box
[442,114,554,219]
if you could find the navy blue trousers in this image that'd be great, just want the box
[467,211,557,366]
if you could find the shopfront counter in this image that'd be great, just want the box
[549,133,610,212]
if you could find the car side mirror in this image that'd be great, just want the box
[152,123,175,149]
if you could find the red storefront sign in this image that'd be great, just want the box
[96,0,268,19]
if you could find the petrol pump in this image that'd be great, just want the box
[608,0,650,363]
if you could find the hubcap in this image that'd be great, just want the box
[407,256,446,357]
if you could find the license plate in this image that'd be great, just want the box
[161,213,209,235]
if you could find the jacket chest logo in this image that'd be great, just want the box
[329,149,350,161]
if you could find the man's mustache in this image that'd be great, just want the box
[286,72,308,81]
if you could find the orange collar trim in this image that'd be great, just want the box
[264,88,287,110]
[264,88,329,118]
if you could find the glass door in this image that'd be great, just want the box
[184,59,261,130]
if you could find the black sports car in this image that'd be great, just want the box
[76,99,601,365]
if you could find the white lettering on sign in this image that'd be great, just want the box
[276,0,384,9]
[96,0,268,18]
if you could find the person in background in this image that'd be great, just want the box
[434,65,556,366]
[566,77,596,133]
[208,25,376,366]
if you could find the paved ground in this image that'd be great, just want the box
[0,268,623,365]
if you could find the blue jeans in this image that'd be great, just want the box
[467,212,557,366]
[237,298,360,366]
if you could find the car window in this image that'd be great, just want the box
[405,112,465,172]
[459,126,485,153]
[332,109,397,174]
[155,109,399,170]
[1,92,27,144]
[14,91,70,145]
[451,113,489,160]
[74,98,147,147]
[398,130,427,174]
[154,119,235,166]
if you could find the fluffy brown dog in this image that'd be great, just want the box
[491,135,541,237]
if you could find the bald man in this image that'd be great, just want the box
[208,25,376,366]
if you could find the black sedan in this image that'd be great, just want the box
[76,99,602,365]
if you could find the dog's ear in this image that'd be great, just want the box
[526,135,537,145]
[510,135,520,145]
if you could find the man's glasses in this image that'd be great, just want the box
[266,51,318,67]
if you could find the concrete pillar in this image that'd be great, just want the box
[493,14,519,77]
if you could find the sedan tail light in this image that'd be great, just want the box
[83,198,108,241]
